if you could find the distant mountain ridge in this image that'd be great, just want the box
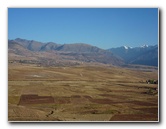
[10,38,104,53]
[8,38,124,66]
[8,38,158,67]
[108,45,158,66]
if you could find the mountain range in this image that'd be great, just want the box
[8,38,123,66]
[8,38,158,67]
[108,45,158,66]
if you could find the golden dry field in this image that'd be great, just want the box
[8,63,158,121]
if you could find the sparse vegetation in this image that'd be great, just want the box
[146,79,158,84]
[8,63,158,121]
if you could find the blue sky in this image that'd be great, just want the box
[8,8,158,49]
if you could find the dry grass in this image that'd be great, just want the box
[8,63,158,121]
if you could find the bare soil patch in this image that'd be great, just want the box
[99,94,129,99]
[133,107,158,114]
[130,100,157,106]
[54,96,71,104]
[19,94,54,105]
[89,98,114,104]
[110,114,158,121]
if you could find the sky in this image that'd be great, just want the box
[8,8,158,49]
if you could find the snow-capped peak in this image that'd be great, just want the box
[141,44,148,48]
[124,46,128,49]
[123,46,132,49]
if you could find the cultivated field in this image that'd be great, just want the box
[8,63,158,121]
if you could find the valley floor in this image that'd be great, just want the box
[8,63,158,121]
